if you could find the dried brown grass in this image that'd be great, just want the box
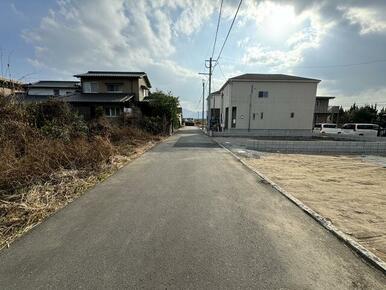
[0,96,162,249]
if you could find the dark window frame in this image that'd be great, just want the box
[258,91,268,98]
[231,106,237,128]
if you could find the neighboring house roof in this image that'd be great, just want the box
[21,95,53,103]
[328,105,340,113]
[63,93,134,103]
[316,96,335,100]
[218,73,321,92]
[73,71,152,88]
[230,73,321,82]
[0,76,23,86]
[25,80,80,89]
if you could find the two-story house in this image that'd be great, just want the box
[313,96,335,125]
[66,71,151,119]
[208,73,321,137]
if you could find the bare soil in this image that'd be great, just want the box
[244,153,386,262]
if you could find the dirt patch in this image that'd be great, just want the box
[243,153,386,262]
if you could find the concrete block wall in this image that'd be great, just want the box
[246,140,386,155]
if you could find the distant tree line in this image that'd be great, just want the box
[333,104,386,127]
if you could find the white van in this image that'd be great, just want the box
[341,123,379,137]
[313,123,342,135]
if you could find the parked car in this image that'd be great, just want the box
[341,123,379,137]
[313,123,341,135]
[184,118,195,126]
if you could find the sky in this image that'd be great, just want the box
[1,0,386,118]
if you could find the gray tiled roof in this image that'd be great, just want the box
[218,73,320,92]
[26,81,80,88]
[62,93,134,103]
[74,71,151,88]
[230,73,320,82]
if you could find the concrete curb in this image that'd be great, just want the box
[215,141,386,275]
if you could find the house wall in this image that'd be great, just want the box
[218,80,317,136]
[209,93,221,109]
[81,78,136,94]
[28,88,77,96]
[137,78,149,101]
[0,87,12,96]
[314,98,330,114]
[80,77,149,102]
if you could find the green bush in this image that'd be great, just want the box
[141,116,163,134]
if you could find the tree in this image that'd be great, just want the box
[140,90,181,134]
[351,104,377,123]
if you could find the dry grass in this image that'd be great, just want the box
[0,137,161,250]
[244,153,386,262]
[0,96,163,249]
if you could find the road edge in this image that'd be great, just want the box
[214,140,386,275]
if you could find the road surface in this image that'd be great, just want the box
[0,127,385,289]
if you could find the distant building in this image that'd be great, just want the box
[66,71,152,119]
[23,80,80,102]
[313,96,335,125]
[0,77,24,97]
[327,105,340,124]
[207,90,221,128]
[207,73,321,137]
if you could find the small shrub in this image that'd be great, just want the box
[141,116,163,134]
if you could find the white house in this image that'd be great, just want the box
[208,73,321,137]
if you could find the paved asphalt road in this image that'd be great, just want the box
[0,127,385,289]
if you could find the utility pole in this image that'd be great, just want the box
[202,80,205,130]
[199,57,215,130]
[207,57,213,130]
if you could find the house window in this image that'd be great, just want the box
[290,112,295,118]
[260,112,264,119]
[143,88,148,97]
[106,83,122,93]
[231,106,237,128]
[83,82,98,93]
[53,89,60,96]
[258,91,268,98]
[104,107,122,117]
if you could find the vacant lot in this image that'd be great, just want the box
[244,153,386,262]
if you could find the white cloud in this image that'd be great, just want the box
[339,6,386,35]
[10,3,25,18]
[173,0,216,36]
[240,3,334,69]
[333,87,386,108]
[22,0,204,90]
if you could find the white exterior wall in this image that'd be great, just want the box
[209,93,221,109]
[221,83,231,128]
[28,88,77,96]
[218,80,317,136]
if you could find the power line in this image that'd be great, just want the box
[217,62,228,82]
[211,0,223,58]
[215,0,243,62]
